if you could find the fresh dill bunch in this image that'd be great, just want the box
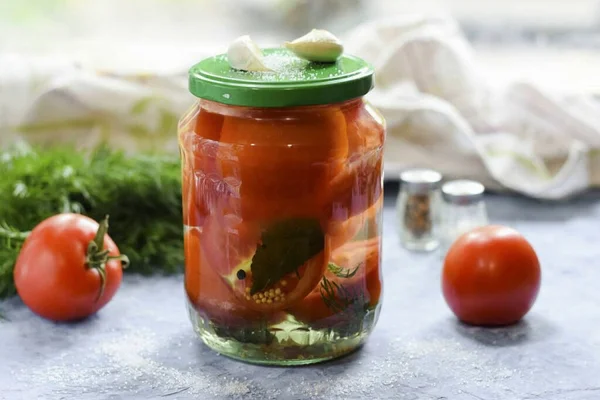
[0,224,27,299]
[0,143,184,299]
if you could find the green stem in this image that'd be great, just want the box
[85,215,130,302]
[0,225,30,242]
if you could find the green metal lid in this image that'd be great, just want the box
[188,48,374,108]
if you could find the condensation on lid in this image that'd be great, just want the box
[442,179,485,204]
[399,168,442,193]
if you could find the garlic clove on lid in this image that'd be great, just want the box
[227,35,272,72]
[284,29,344,63]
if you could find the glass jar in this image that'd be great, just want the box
[396,169,442,252]
[439,179,489,258]
[178,48,385,365]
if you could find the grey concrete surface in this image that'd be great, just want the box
[2,190,600,400]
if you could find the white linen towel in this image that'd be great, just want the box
[344,14,600,199]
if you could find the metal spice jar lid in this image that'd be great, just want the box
[441,179,485,205]
[399,169,442,193]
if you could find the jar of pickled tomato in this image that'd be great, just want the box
[178,48,385,365]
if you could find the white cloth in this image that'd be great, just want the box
[2,15,600,199]
[344,15,600,199]
[0,50,198,155]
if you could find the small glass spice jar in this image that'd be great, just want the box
[396,169,442,251]
[439,179,489,258]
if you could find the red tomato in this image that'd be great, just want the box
[323,100,384,222]
[217,107,348,222]
[289,238,382,325]
[180,107,225,227]
[236,245,330,314]
[14,214,127,322]
[199,214,261,277]
[442,225,541,326]
[198,214,330,313]
[184,228,268,326]
[327,196,382,251]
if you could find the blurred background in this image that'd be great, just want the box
[1,0,600,198]
[2,0,599,88]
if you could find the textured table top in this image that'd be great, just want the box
[2,188,600,400]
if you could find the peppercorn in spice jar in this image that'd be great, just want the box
[396,169,442,251]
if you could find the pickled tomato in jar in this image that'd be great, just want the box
[178,44,385,365]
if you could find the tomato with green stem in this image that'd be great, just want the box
[13,214,129,322]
